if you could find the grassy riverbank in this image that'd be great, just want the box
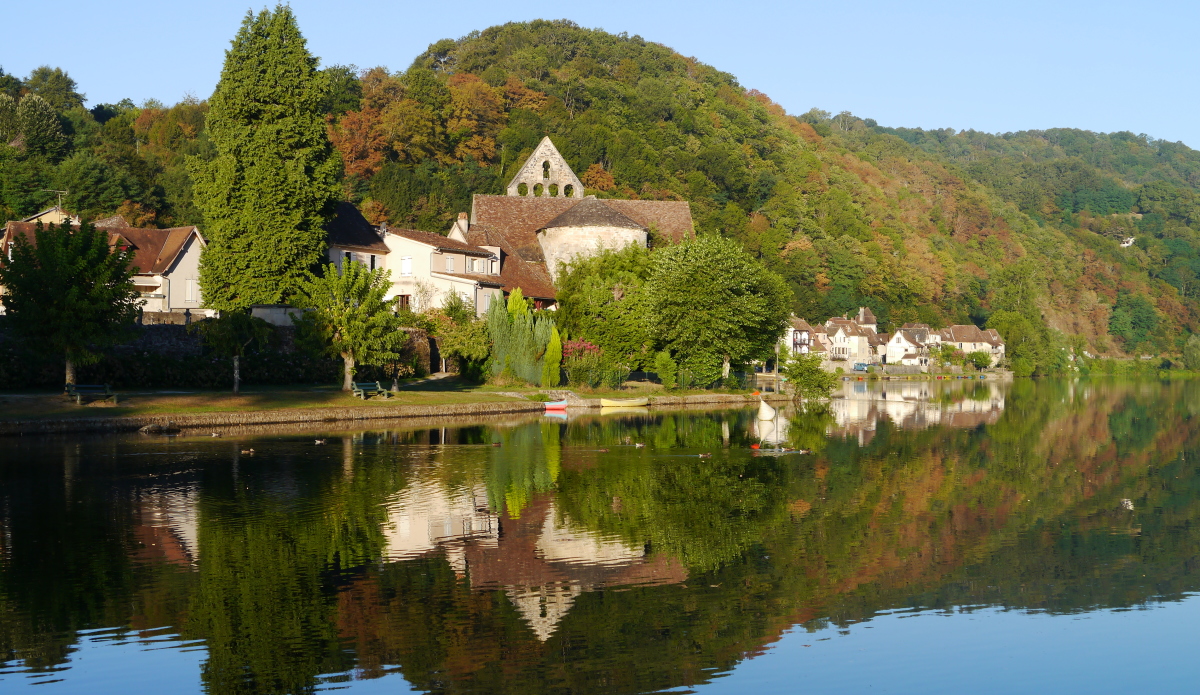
[0,378,765,423]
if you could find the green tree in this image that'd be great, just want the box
[320,64,362,116]
[0,222,139,384]
[780,350,838,402]
[1184,334,1200,370]
[646,235,791,384]
[190,311,275,393]
[23,66,84,112]
[190,5,339,311]
[966,350,992,370]
[541,325,562,387]
[295,262,406,390]
[0,66,22,99]
[0,94,16,144]
[15,95,67,160]
[555,245,654,368]
[653,350,677,389]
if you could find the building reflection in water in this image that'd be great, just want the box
[135,485,201,567]
[829,379,1007,445]
[383,460,686,641]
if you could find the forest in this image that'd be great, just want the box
[3,18,1199,361]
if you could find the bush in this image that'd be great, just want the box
[653,350,677,389]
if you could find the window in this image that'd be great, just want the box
[185,279,197,302]
[445,256,454,272]
[369,254,376,270]
[490,259,497,274]
[484,293,491,310]
[397,294,411,309]
[468,258,476,273]
[344,251,352,264]
[400,256,412,276]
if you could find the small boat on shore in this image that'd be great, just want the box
[600,397,649,408]
[544,399,569,410]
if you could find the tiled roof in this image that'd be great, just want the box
[430,271,504,287]
[464,226,557,300]
[943,325,994,344]
[470,195,694,263]
[3,221,202,275]
[386,226,494,256]
[543,198,644,230]
[790,316,814,331]
[325,202,388,252]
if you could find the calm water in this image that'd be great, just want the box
[2,379,1199,694]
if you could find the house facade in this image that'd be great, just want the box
[1,220,210,316]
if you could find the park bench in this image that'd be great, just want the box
[65,384,117,406]
[351,381,391,400]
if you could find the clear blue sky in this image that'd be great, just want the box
[6,0,1197,146]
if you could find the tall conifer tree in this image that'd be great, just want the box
[191,5,338,311]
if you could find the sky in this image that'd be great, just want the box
[5,0,1198,147]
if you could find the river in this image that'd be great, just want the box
[1,378,1198,693]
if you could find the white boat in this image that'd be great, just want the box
[757,398,777,420]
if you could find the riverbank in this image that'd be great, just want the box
[0,387,789,436]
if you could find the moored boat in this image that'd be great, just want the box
[599,397,649,407]
[544,399,569,410]
[757,398,777,420]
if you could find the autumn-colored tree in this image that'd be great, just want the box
[378,98,443,163]
[502,76,548,111]
[328,108,386,179]
[360,67,404,110]
[582,163,615,191]
[446,74,503,163]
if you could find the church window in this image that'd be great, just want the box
[563,184,574,197]
[517,182,528,196]
[542,160,550,178]
[533,183,543,197]
[548,183,559,197]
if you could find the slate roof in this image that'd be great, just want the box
[325,202,388,252]
[2,221,202,275]
[543,198,644,230]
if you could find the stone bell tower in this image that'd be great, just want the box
[506,137,585,199]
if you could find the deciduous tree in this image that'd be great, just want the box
[190,311,275,393]
[295,261,406,391]
[0,221,139,384]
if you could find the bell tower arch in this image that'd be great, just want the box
[506,136,585,199]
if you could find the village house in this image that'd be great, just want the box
[1,216,211,317]
[938,324,1006,366]
[325,137,694,313]
[886,324,933,366]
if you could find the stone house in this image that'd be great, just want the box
[782,316,816,354]
[938,325,1006,366]
[825,318,879,364]
[324,137,693,313]
[1,219,211,316]
[886,329,931,366]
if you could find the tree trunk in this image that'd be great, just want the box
[233,355,241,395]
[65,358,76,386]
[342,353,355,391]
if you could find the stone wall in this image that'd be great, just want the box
[539,225,647,281]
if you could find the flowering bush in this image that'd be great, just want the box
[563,339,601,359]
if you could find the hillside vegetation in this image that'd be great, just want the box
[2,19,1198,364]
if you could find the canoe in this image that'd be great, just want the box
[599,397,649,408]
[544,399,569,410]
[757,398,777,421]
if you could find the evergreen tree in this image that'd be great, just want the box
[0,94,16,145]
[15,95,66,160]
[191,5,339,311]
[541,326,562,388]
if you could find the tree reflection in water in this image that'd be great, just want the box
[1,379,1200,693]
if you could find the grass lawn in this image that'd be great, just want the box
[0,376,764,422]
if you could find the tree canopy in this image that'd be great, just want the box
[190,4,339,311]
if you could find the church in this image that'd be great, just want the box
[325,137,694,313]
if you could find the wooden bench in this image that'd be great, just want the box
[65,384,117,405]
[351,381,390,400]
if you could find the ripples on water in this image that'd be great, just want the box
[2,379,1200,693]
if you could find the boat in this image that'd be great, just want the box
[599,397,649,407]
[544,399,569,410]
[757,398,777,420]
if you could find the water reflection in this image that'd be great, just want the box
[2,379,1200,693]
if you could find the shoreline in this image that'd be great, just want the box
[0,392,790,436]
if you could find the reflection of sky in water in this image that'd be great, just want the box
[693,597,1200,694]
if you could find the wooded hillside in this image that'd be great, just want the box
[2,19,1196,358]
